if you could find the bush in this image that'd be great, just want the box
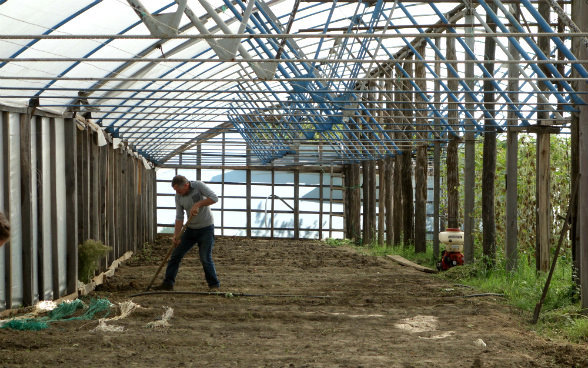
[78,239,111,283]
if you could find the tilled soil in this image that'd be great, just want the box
[1,235,586,367]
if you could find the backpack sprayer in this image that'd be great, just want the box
[436,228,465,271]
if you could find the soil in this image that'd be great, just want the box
[1,235,587,368]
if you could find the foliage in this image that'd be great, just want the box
[445,133,572,262]
[379,240,587,344]
[78,239,111,283]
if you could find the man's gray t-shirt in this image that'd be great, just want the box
[175,181,218,229]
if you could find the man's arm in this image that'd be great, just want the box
[189,197,216,217]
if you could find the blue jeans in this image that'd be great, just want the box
[163,225,220,288]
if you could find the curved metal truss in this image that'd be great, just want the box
[1,0,586,166]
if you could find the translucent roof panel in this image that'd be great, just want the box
[0,0,586,166]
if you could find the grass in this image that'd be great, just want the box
[324,237,588,344]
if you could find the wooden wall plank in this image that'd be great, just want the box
[20,113,34,306]
[64,118,78,294]
[35,117,45,299]
[2,111,12,309]
[49,118,59,299]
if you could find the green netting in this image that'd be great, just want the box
[1,298,112,331]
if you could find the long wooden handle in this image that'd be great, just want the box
[145,214,194,291]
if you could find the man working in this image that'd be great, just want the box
[154,175,220,291]
[0,211,9,247]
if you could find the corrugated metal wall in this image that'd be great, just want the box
[0,107,156,310]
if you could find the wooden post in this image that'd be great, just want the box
[535,2,552,272]
[21,112,34,306]
[64,118,78,294]
[2,111,12,309]
[271,168,275,238]
[108,144,116,260]
[90,131,99,242]
[319,168,324,240]
[378,159,386,246]
[401,59,414,248]
[368,160,377,245]
[362,161,370,244]
[294,169,300,240]
[393,154,402,246]
[506,3,520,272]
[482,2,497,266]
[414,145,427,253]
[433,141,441,259]
[35,117,45,299]
[50,117,60,298]
[446,35,460,230]
[464,6,476,264]
[433,36,442,259]
[385,74,394,247]
[414,42,428,253]
[572,0,587,309]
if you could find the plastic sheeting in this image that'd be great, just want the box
[0,110,69,309]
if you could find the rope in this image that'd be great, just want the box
[129,290,331,299]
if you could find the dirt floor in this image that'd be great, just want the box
[1,235,587,368]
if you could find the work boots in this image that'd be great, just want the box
[152,281,173,291]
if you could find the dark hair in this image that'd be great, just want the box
[171,175,189,188]
[0,212,10,242]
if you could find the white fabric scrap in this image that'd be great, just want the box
[146,307,174,328]
[92,319,124,333]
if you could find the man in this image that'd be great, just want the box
[154,175,220,291]
[0,211,9,247]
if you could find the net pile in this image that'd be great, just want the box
[1,298,112,331]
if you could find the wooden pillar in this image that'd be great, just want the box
[433,37,442,259]
[414,145,427,253]
[35,117,45,299]
[433,141,441,259]
[571,0,587,308]
[414,42,427,253]
[393,155,402,246]
[2,112,12,308]
[505,3,520,271]
[50,117,59,298]
[482,2,497,266]
[319,168,324,240]
[271,169,275,238]
[21,112,34,305]
[64,118,78,294]
[294,169,300,240]
[535,2,551,272]
[385,74,394,247]
[246,168,251,238]
[446,35,460,230]
[76,128,84,247]
[368,160,377,245]
[108,144,116,259]
[401,59,414,248]
[362,161,370,244]
[90,132,99,242]
[378,159,386,246]
[463,6,476,264]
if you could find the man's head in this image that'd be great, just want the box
[0,212,10,247]
[171,175,191,196]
